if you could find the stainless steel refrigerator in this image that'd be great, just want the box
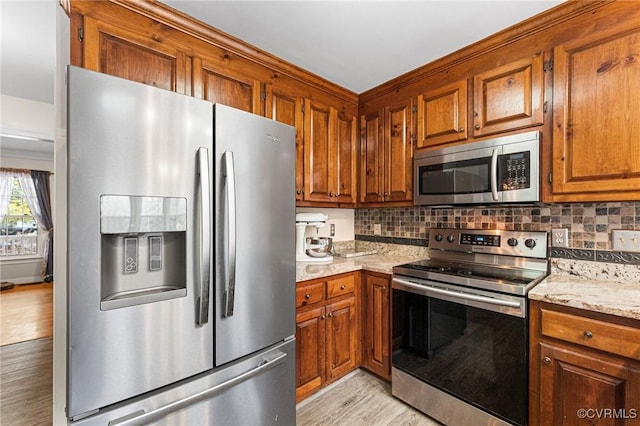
[66,66,296,425]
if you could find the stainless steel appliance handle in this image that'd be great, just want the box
[223,151,236,318]
[107,351,288,426]
[392,277,522,309]
[490,148,499,201]
[197,148,210,325]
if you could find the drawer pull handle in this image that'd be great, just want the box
[340,285,346,290]
[543,356,551,365]
[305,293,311,299]
[584,330,593,339]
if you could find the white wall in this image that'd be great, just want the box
[1,94,55,139]
[296,207,354,241]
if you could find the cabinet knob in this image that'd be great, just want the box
[296,189,302,194]
[584,330,593,339]
[382,286,386,290]
[459,127,464,132]
[320,315,325,320]
[340,284,345,290]
[305,293,311,299]
[543,356,551,365]
[474,124,480,130]
[328,312,333,318]
[329,192,334,197]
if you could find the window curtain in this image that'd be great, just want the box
[15,171,54,282]
[0,170,14,223]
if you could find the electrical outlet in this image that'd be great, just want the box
[551,228,569,247]
[373,223,382,235]
[330,223,335,237]
[612,230,640,252]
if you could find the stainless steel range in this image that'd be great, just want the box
[391,228,549,426]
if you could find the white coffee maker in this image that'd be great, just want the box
[296,213,333,263]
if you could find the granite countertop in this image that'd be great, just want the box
[296,253,422,282]
[529,274,640,321]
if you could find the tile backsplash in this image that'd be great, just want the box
[355,202,640,256]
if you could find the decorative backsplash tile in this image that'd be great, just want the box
[355,202,640,263]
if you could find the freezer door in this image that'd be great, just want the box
[213,104,296,365]
[70,339,295,426]
[67,66,214,419]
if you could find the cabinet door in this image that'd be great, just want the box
[383,100,413,202]
[333,112,358,204]
[359,110,385,203]
[416,79,467,148]
[364,273,390,380]
[325,296,357,382]
[265,87,304,200]
[194,58,262,114]
[303,99,333,203]
[295,306,326,402]
[473,54,544,137]
[552,28,640,201]
[538,342,640,426]
[82,16,189,94]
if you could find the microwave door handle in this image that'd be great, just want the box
[490,148,499,201]
[222,151,236,318]
[197,148,210,325]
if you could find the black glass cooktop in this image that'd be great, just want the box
[393,258,547,295]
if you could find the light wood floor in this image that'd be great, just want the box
[296,370,442,426]
[0,282,53,346]
[0,337,53,426]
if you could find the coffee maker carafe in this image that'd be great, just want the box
[295,213,333,263]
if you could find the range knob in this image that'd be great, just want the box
[507,238,519,247]
[524,238,537,249]
[447,234,456,243]
[435,234,443,242]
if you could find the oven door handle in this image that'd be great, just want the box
[392,277,522,309]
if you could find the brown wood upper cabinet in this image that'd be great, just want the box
[359,99,413,204]
[473,54,545,137]
[80,15,190,94]
[303,99,357,204]
[551,26,640,202]
[194,58,263,114]
[265,86,304,201]
[416,79,468,149]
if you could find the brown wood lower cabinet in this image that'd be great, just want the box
[362,271,391,380]
[295,272,359,402]
[530,301,640,425]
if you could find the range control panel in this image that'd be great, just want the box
[429,228,548,259]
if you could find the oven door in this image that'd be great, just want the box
[391,276,528,426]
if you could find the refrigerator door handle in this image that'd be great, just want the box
[222,151,237,318]
[197,147,211,325]
[107,351,288,426]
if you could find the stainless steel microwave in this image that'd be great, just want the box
[414,130,540,206]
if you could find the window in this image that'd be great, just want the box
[0,176,39,257]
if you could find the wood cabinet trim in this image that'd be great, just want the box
[103,0,358,104]
[359,1,610,103]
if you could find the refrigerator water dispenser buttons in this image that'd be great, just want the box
[149,236,163,271]
[124,237,138,274]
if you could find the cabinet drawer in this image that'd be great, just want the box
[326,275,355,299]
[296,282,325,308]
[540,309,640,360]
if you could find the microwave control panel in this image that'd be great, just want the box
[499,151,530,191]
